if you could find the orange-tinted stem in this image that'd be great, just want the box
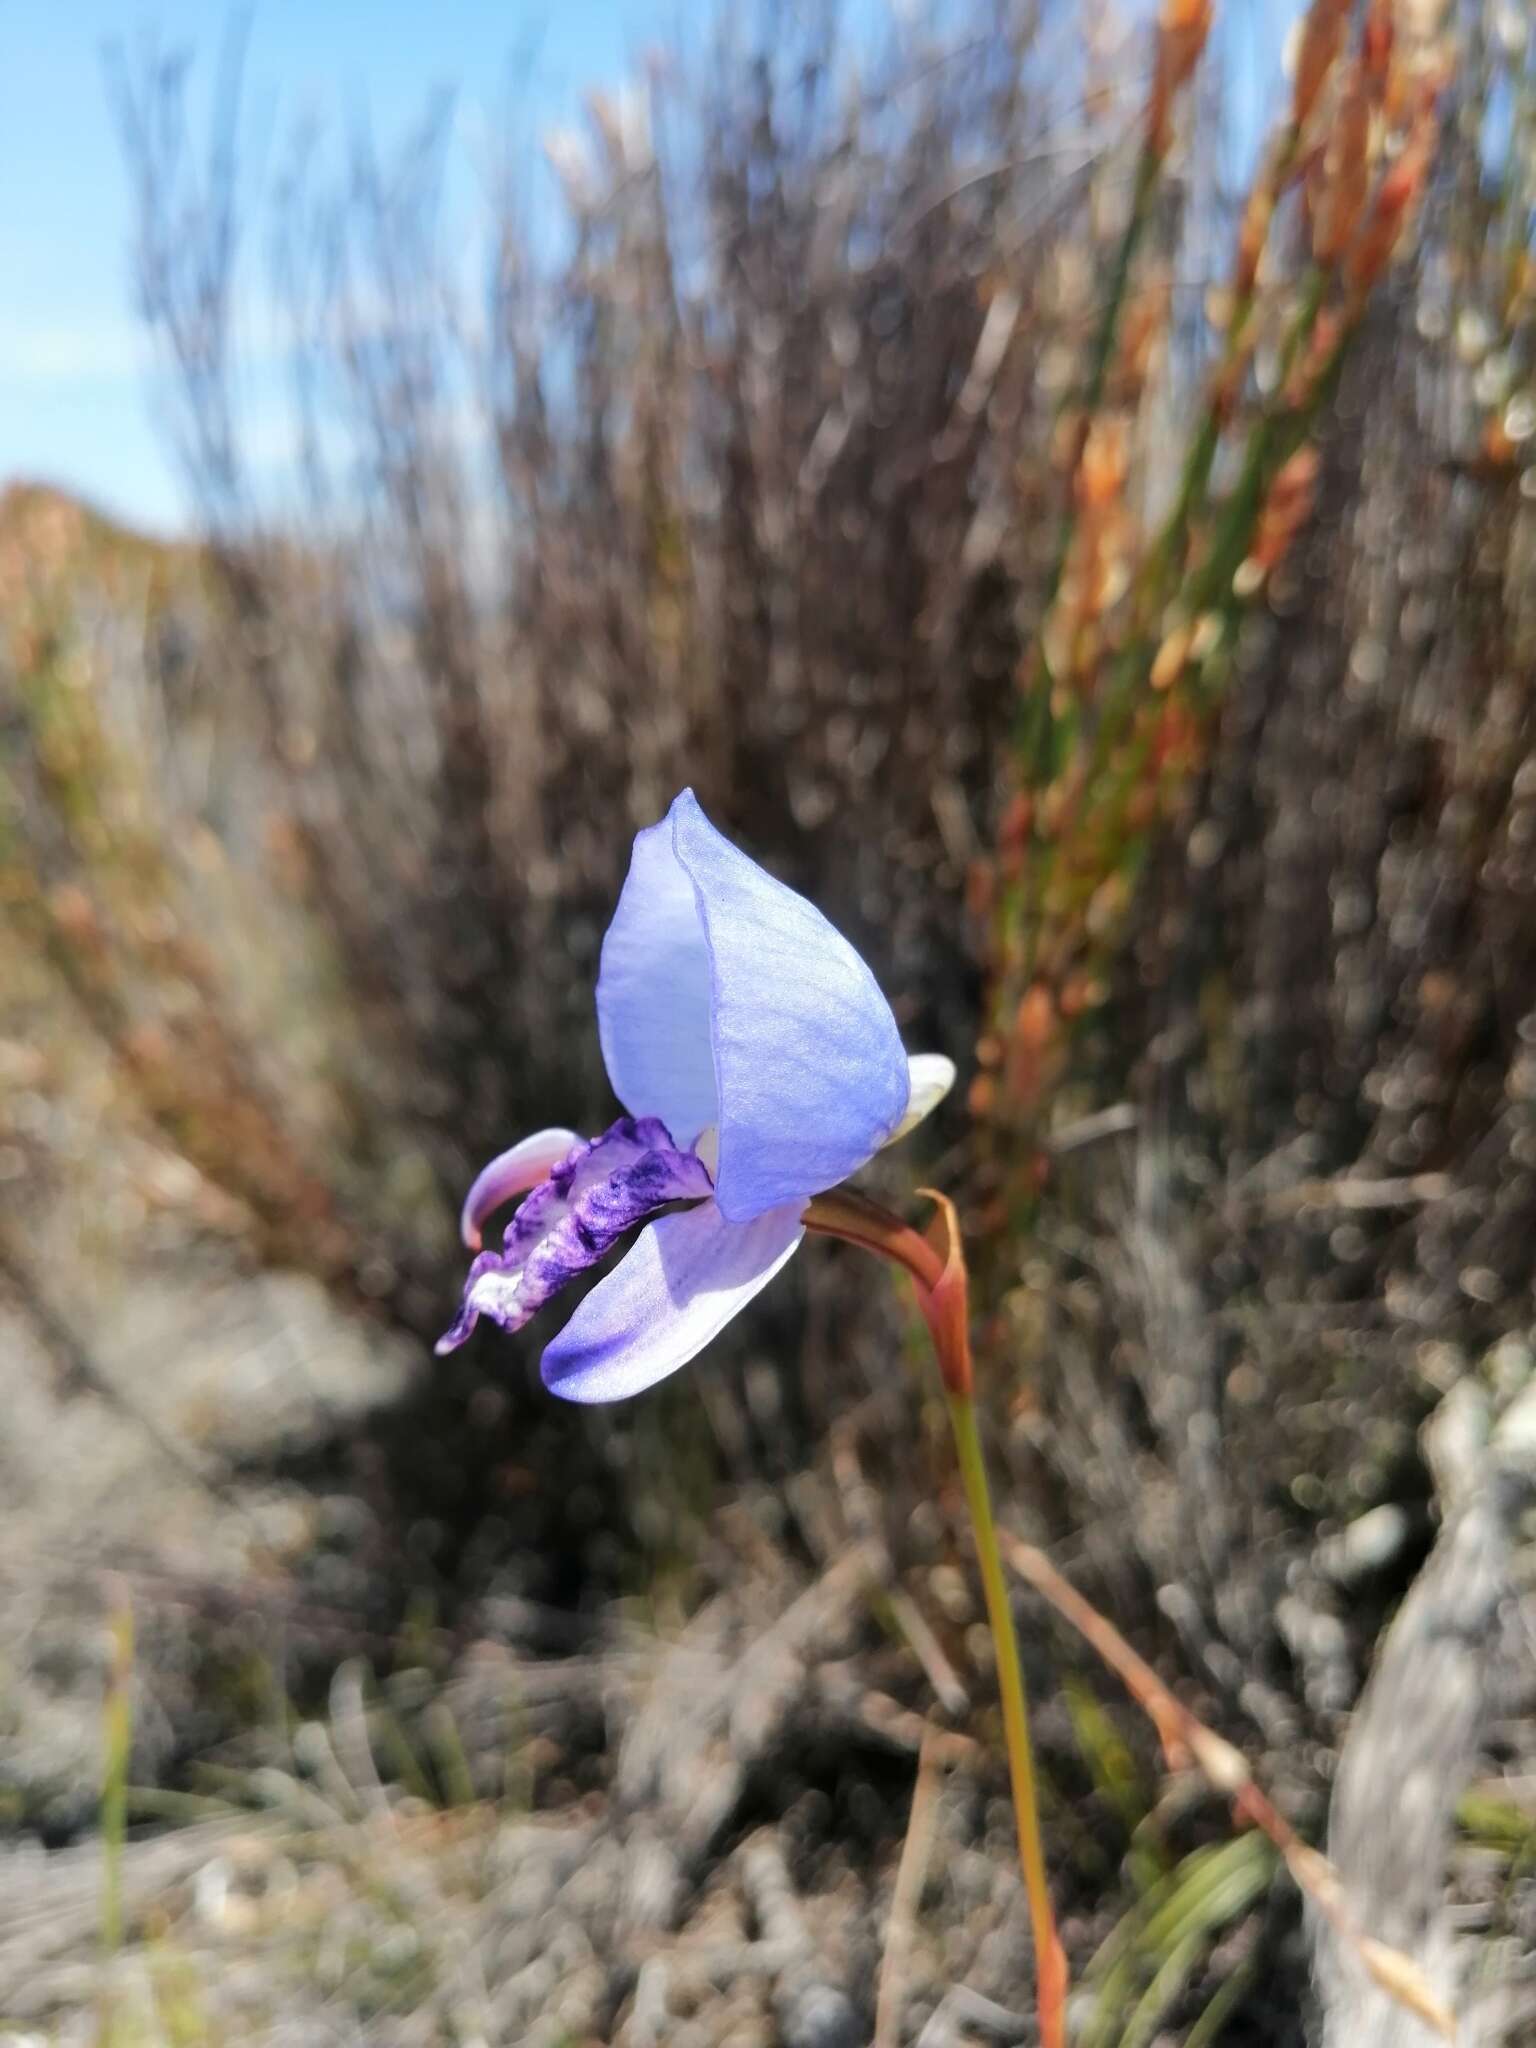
[803,1189,1066,2043]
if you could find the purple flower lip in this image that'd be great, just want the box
[438,789,954,1401]
[436,1117,712,1355]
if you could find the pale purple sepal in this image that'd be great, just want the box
[459,1127,581,1249]
[541,1196,806,1403]
[596,790,909,1224]
[435,1117,712,1355]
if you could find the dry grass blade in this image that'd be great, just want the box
[873,1723,948,2048]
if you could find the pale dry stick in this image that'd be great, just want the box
[810,1668,980,1766]
[885,1586,972,1721]
[1046,1102,1138,1156]
[916,1985,1029,2047]
[874,1725,949,2048]
[328,1659,392,1820]
[830,1422,970,1718]
[1255,1171,1452,1219]
[998,1530,1458,2043]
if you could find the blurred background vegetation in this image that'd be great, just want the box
[3,0,1536,2041]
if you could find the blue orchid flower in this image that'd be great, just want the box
[437,789,955,1403]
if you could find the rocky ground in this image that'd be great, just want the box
[3,952,1535,2044]
[6,1206,1536,2046]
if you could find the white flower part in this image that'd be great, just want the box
[459,1126,581,1249]
[887,1054,956,1145]
[458,1262,531,1333]
[694,1125,721,1178]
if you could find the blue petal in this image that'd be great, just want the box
[669,791,909,1221]
[596,810,720,1148]
[540,1197,805,1403]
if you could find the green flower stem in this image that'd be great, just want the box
[801,1190,1066,2041]
[945,1386,1067,2048]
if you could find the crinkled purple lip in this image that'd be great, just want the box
[436,1116,713,1354]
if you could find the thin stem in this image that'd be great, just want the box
[946,1390,1067,2048]
[803,1191,1066,2036]
[998,138,1164,1080]
[1139,120,1303,616]
[1027,140,1162,722]
[101,1580,133,1960]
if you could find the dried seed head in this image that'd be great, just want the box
[964,858,995,922]
[1313,70,1373,265]
[1355,1937,1458,2041]
[1291,0,1352,131]
[1118,270,1171,394]
[1014,984,1056,1053]
[1077,417,1130,510]
[1186,1723,1253,1797]
[1148,0,1213,155]
[1236,179,1278,298]
[999,790,1034,856]
[1362,0,1395,88]
[1150,619,1196,692]
[1347,111,1437,297]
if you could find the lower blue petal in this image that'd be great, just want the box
[540,1196,806,1402]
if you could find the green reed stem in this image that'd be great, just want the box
[945,1388,1067,2048]
[1024,140,1162,745]
[1140,123,1303,612]
[999,138,1166,1054]
[101,1583,134,1959]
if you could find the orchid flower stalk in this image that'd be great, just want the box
[805,1187,1067,2048]
[439,789,1064,2039]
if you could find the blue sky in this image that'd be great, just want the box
[2,2,662,531]
[3,1,1289,535]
